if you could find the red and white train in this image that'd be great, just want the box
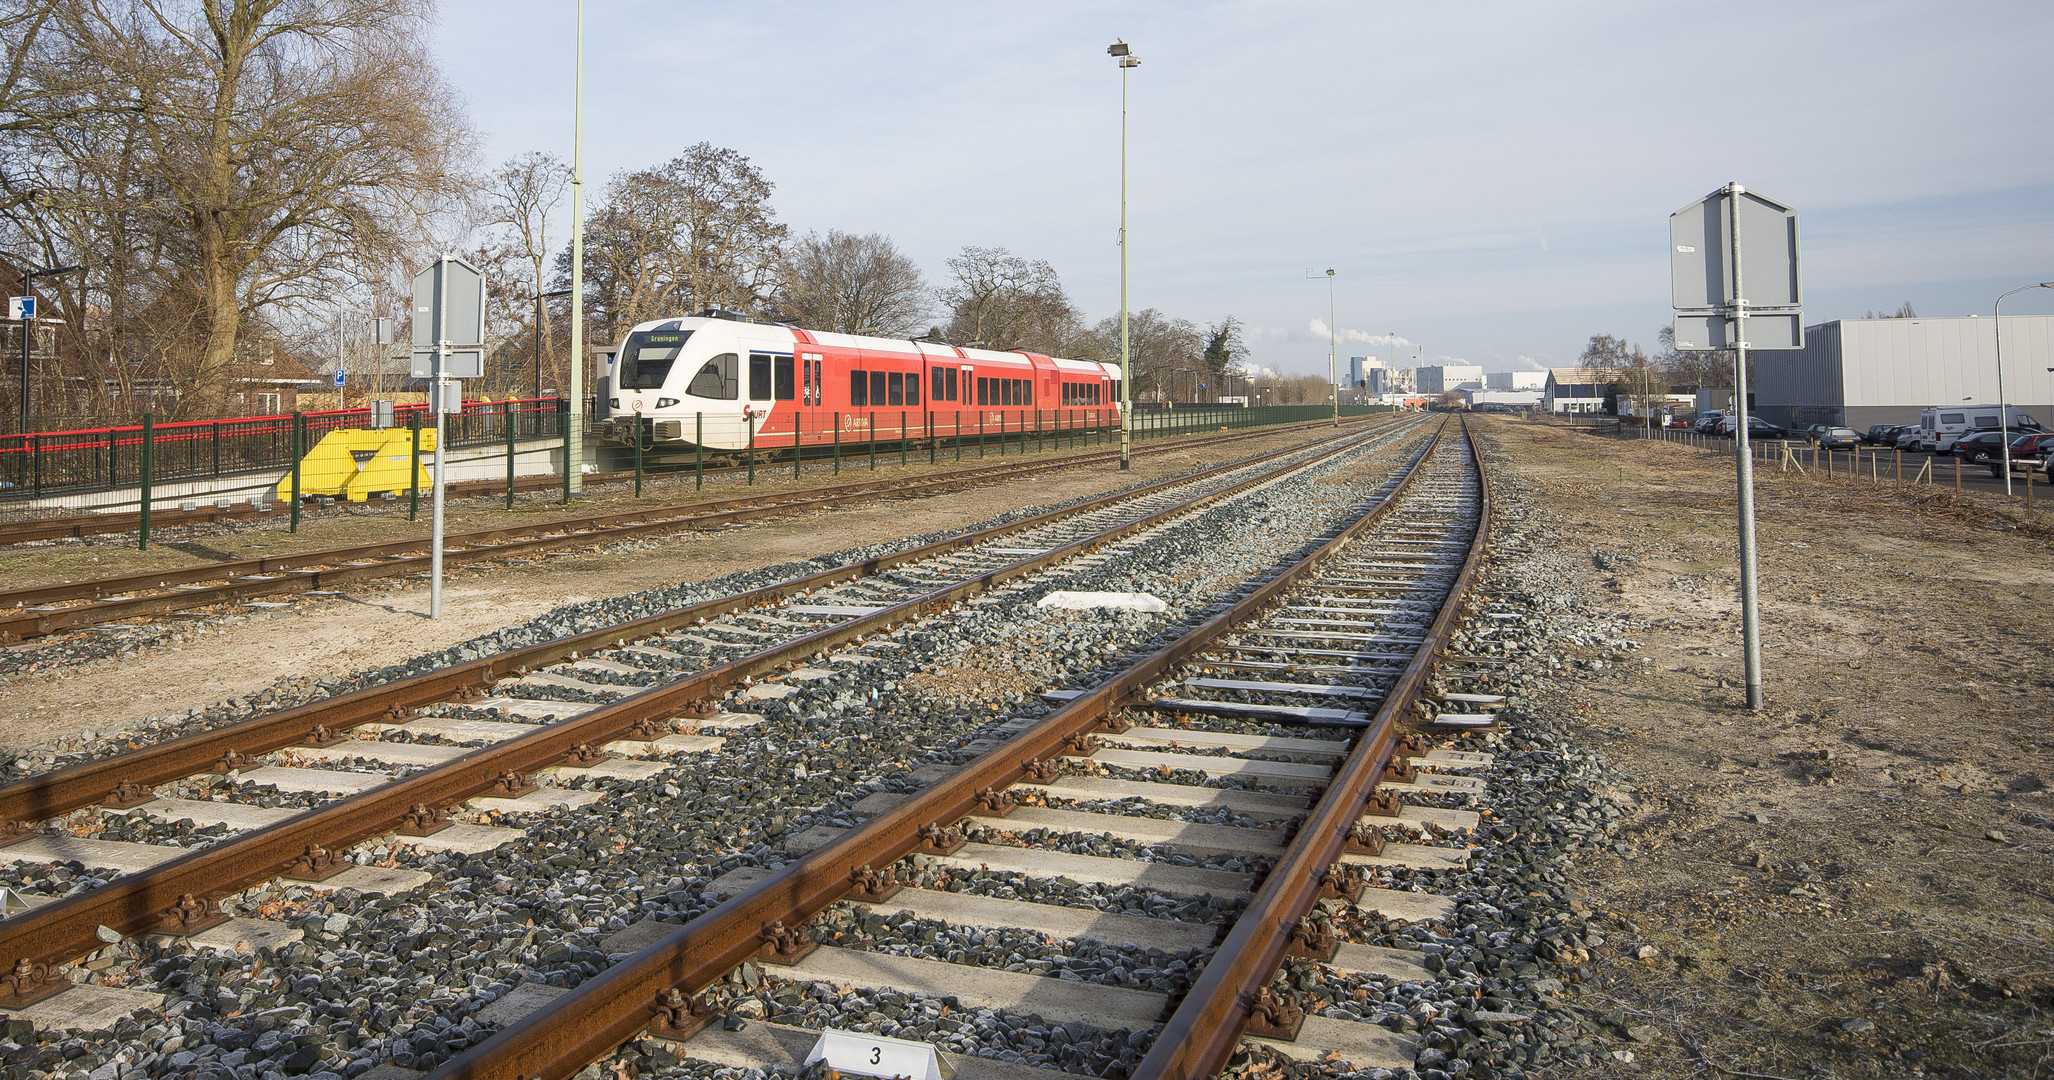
[594,312,1122,452]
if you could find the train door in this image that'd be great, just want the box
[747,351,795,435]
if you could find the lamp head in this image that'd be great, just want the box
[1108,40,1130,57]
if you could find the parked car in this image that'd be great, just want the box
[1952,430,2013,464]
[1816,427,1862,450]
[1694,411,1725,434]
[1897,426,1931,452]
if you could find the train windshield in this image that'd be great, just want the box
[617,330,692,389]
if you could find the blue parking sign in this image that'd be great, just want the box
[333,370,346,387]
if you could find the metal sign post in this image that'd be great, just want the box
[410,254,486,620]
[1671,183,1802,712]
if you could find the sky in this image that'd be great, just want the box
[431,0,2054,377]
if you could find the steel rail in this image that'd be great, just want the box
[423,423,1452,1080]
[0,416,1364,546]
[0,418,1416,832]
[1133,416,1491,1080]
[0,421,1419,989]
[0,417,1395,640]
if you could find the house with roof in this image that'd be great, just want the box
[1543,368,1611,414]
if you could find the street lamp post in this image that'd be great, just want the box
[565,0,587,495]
[13,264,80,434]
[1325,268,1338,425]
[1109,39,1139,470]
[1994,282,2054,496]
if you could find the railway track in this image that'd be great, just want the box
[0,417,1395,642]
[0,417,1432,1045]
[395,418,1496,1079]
[0,416,1357,547]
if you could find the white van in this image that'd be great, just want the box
[1918,403,2043,453]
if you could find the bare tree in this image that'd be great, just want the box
[772,229,927,336]
[1089,307,1198,399]
[570,142,786,344]
[939,246,1082,353]
[26,0,479,414]
[483,151,569,392]
[1865,301,1917,319]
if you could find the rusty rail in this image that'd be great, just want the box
[1133,416,1491,1080]
[0,417,1396,640]
[423,424,1452,1080]
[0,420,1417,995]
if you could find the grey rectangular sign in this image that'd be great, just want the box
[410,254,486,355]
[1673,313,1803,351]
[1671,187,1801,310]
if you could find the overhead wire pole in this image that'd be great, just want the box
[1110,39,1139,470]
[564,0,586,496]
[1326,268,1338,425]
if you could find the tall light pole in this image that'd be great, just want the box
[1325,269,1338,424]
[565,0,587,494]
[1109,39,1139,469]
[1993,282,2054,496]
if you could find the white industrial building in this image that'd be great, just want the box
[1753,314,2054,431]
[1412,364,1484,394]
[1485,370,1546,391]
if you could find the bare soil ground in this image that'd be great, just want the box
[1481,418,2054,1080]
[0,424,1358,751]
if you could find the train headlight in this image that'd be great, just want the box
[656,397,681,409]
[608,398,620,408]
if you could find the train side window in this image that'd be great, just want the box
[685,354,739,400]
[850,369,867,407]
[773,355,795,401]
[946,368,958,401]
[887,372,904,406]
[870,371,887,407]
[1025,380,1033,407]
[976,377,987,406]
[932,369,945,401]
[748,354,772,400]
[906,372,919,406]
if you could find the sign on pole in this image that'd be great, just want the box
[7,297,33,320]
[409,256,486,378]
[408,253,488,621]
[1669,182,1802,714]
[332,370,346,388]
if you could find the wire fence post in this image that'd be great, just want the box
[695,413,704,490]
[868,411,876,470]
[138,413,154,551]
[794,412,803,481]
[928,410,936,465]
[289,411,303,533]
[954,411,962,462]
[634,410,644,497]
[833,413,841,475]
[747,412,756,485]
[409,411,421,521]
[211,420,221,478]
[505,400,517,510]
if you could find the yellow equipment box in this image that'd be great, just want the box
[290,428,436,502]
